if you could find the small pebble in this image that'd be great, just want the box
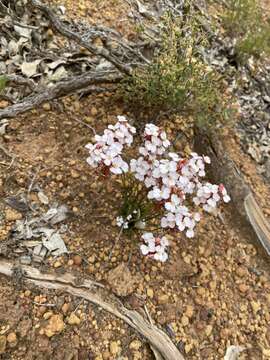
[54,261,62,268]
[110,341,120,355]
[5,209,22,221]
[205,325,213,336]
[239,283,249,293]
[147,288,154,299]
[43,312,53,320]
[73,255,82,266]
[158,294,169,305]
[42,103,51,111]
[67,312,81,325]
[185,305,194,318]
[129,340,142,351]
[181,316,189,326]
[0,336,6,354]
[62,303,70,314]
[250,301,260,314]
[7,332,17,344]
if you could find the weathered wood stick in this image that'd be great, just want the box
[0,259,184,360]
[0,70,122,120]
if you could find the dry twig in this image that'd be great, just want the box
[30,0,133,75]
[0,70,122,120]
[5,74,36,91]
[0,259,184,360]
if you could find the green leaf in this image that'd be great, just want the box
[0,75,7,92]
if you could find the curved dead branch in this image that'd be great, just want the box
[0,70,122,120]
[0,259,184,360]
[30,0,133,75]
[5,74,36,90]
[0,0,157,120]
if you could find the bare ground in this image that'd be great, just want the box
[0,87,269,359]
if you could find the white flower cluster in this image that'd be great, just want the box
[139,123,171,158]
[116,210,138,230]
[130,124,231,240]
[85,116,136,175]
[194,183,231,213]
[86,118,231,262]
[140,232,169,262]
[116,215,130,229]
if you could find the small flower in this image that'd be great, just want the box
[194,212,201,222]
[223,194,231,203]
[116,216,129,229]
[140,233,169,262]
[110,156,129,174]
[219,184,231,203]
[186,229,194,238]
[203,156,211,164]
[148,187,161,200]
[154,247,168,262]
[86,116,135,174]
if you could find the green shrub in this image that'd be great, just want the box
[222,0,270,62]
[117,174,156,232]
[0,75,7,92]
[120,14,230,128]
